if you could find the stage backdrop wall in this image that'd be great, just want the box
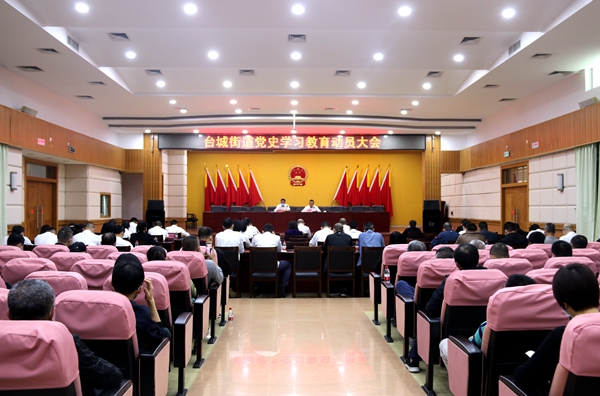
[187,150,423,228]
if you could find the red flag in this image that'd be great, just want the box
[215,168,227,206]
[332,167,348,206]
[369,168,381,206]
[346,168,360,206]
[226,167,237,208]
[358,168,370,206]
[204,167,216,212]
[237,168,249,206]
[248,169,264,207]
[380,168,393,217]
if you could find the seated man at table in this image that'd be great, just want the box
[34,225,58,246]
[215,217,245,257]
[301,199,321,212]
[346,221,362,240]
[165,220,190,237]
[357,222,385,267]
[322,223,353,272]
[113,225,133,248]
[148,221,169,241]
[198,226,232,278]
[274,198,291,212]
[430,222,459,247]
[251,223,292,297]
[309,221,334,247]
[182,236,223,285]
[297,219,312,238]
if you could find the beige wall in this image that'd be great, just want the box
[64,165,122,220]
[163,150,187,220]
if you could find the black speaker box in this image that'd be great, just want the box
[146,210,165,228]
[424,200,440,211]
[147,200,164,211]
[423,210,442,234]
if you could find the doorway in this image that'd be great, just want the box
[24,161,57,240]
[501,163,529,232]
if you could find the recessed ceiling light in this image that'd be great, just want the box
[339,130,346,135]
[398,6,411,17]
[193,129,199,133]
[383,135,389,139]
[144,129,151,133]
[291,52,302,60]
[400,109,408,115]
[291,100,298,105]
[291,110,298,114]
[292,4,305,15]
[125,51,136,59]
[346,110,353,114]
[422,82,431,90]
[388,130,394,134]
[242,130,248,134]
[208,51,219,60]
[229,99,237,104]
[357,82,366,89]
[352,100,359,105]
[412,100,419,106]
[454,54,464,62]
[169,99,177,105]
[291,129,297,134]
[180,108,187,113]
[183,3,198,15]
[223,81,232,88]
[198,134,203,137]
[435,130,441,135]
[373,53,384,61]
[156,80,166,88]
[235,109,242,114]
[502,8,515,18]
[75,3,89,13]
[290,81,300,88]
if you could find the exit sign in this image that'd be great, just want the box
[504,150,510,158]
[37,138,45,146]
[532,141,539,149]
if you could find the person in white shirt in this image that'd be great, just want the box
[233,219,251,248]
[339,218,350,234]
[148,221,169,241]
[215,218,245,256]
[72,222,101,246]
[346,220,362,240]
[113,225,133,248]
[243,218,260,240]
[274,198,291,212]
[301,199,321,213]
[122,221,132,240]
[309,221,334,246]
[2,225,33,246]
[251,223,292,297]
[128,218,139,235]
[297,219,311,237]
[165,220,190,237]
[34,225,58,245]
[559,223,578,243]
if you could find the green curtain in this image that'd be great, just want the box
[0,144,7,241]
[575,144,599,240]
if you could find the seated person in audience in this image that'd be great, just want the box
[544,223,558,244]
[2,225,32,246]
[559,223,577,243]
[430,222,459,247]
[243,218,260,240]
[148,221,169,241]
[301,199,321,212]
[456,219,469,234]
[112,254,171,354]
[7,233,25,250]
[296,219,311,238]
[251,223,292,297]
[322,223,353,272]
[346,221,362,240]
[165,219,190,237]
[357,222,385,267]
[215,218,245,257]
[490,242,510,259]
[389,231,403,245]
[501,221,529,248]
[402,220,424,242]
[570,234,588,249]
[309,221,334,247]
[435,247,454,259]
[147,245,197,297]
[513,264,600,395]
[274,198,291,212]
[479,221,499,243]
[8,279,123,396]
[456,222,486,244]
[528,231,546,245]
[182,235,224,285]
[69,242,87,253]
[128,218,139,235]
[397,244,484,373]
[56,226,74,247]
[407,240,427,251]
[34,225,58,245]
[100,220,117,235]
[121,221,131,240]
[470,239,486,250]
[233,219,251,248]
[198,226,232,278]
[515,223,528,236]
[101,232,117,246]
[129,221,159,246]
[339,218,350,234]
[527,224,545,238]
[552,240,572,257]
[285,220,304,238]
[113,225,133,248]
[72,222,102,246]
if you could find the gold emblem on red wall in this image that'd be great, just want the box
[288,165,308,186]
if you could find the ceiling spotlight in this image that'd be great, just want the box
[193,129,199,133]
[422,82,431,90]
[373,53,384,61]
[435,130,441,135]
[198,134,203,137]
[502,8,515,19]
[180,108,187,113]
[398,6,411,17]
[454,54,464,62]
[242,130,248,134]
[235,109,242,114]
[125,51,136,59]
[75,3,89,13]
[291,4,305,14]
[229,99,237,104]
[223,81,232,88]
[291,129,297,134]
[291,52,301,60]
[383,135,389,139]
[144,129,151,133]
[388,130,394,134]
[357,82,366,89]
[169,99,177,105]
[291,100,298,105]
[183,3,198,15]
[412,100,419,106]
[156,80,166,88]
[400,109,408,115]
[339,130,346,135]
[208,51,219,60]
[291,110,298,114]
[346,110,353,114]
[290,81,300,88]
[352,100,359,105]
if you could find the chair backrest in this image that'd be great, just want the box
[49,252,92,271]
[142,261,192,321]
[0,275,5,289]
[328,246,355,271]
[33,244,69,259]
[166,251,208,279]
[0,288,9,320]
[0,321,81,395]
[249,247,278,272]
[0,245,20,252]
[510,248,549,269]
[250,206,267,212]
[2,257,57,285]
[397,251,435,278]
[86,245,118,259]
[414,259,457,308]
[70,259,115,290]
[484,258,534,277]
[294,246,321,272]
[382,244,409,265]
[550,313,600,396]
[106,251,148,263]
[131,245,153,254]
[0,250,37,271]
[25,271,88,296]
[486,244,514,251]
[544,256,597,273]
[586,241,600,252]
[432,244,460,252]
[572,248,600,267]
[218,246,240,273]
[525,268,558,285]
[525,243,552,257]
[478,249,490,266]
[361,247,384,273]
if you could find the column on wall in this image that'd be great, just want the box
[6,147,24,226]
[422,135,441,202]
[162,150,187,221]
[143,134,162,215]
[64,165,122,222]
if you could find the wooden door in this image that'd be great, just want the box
[503,186,528,230]
[25,181,56,240]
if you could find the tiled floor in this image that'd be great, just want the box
[169,298,451,396]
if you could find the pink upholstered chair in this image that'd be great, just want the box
[0,275,5,289]
[107,251,148,263]
[0,250,36,272]
[86,245,118,259]
[544,256,597,274]
[167,251,209,294]
[484,258,534,277]
[0,288,9,320]
[572,248,600,271]
[395,251,436,284]
[526,268,558,285]
[486,244,514,251]
[526,243,552,258]
[382,244,409,266]
[131,245,153,255]
[478,249,490,266]
[586,241,600,252]
[25,271,88,296]
[33,244,69,259]
[2,257,57,285]
[371,245,409,311]
[432,244,460,252]
[0,245,20,252]
[70,259,114,290]
[49,252,92,271]
[0,321,82,395]
[510,248,548,269]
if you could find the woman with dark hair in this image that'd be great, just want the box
[129,221,159,246]
[389,231,402,245]
[146,245,167,261]
[285,221,304,238]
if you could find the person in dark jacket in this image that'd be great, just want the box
[129,221,159,246]
[501,222,529,248]
[322,223,353,272]
[430,222,459,247]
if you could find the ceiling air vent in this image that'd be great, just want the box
[335,70,351,77]
[75,95,94,99]
[17,66,43,72]
[67,36,79,52]
[145,69,162,76]
[484,84,499,88]
[499,98,517,102]
[426,71,444,78]
[531,53,552,59]
[460,37,481,45]
[324,107,338,111]
[248,107,261,111]
[239,69,255,76]
[108,32,130,41]
[88,81,106,85]
[508,40,521,56]
[37,48,59,54]
[288,34,306,42]
[548,71,573,76]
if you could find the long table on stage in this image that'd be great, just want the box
[203,211,390,233]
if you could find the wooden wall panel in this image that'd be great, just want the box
[142,134,162,214]
[0,106,10,143]
[440,150,461,173]
[422,135,441,201]
[124,150,143,173]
